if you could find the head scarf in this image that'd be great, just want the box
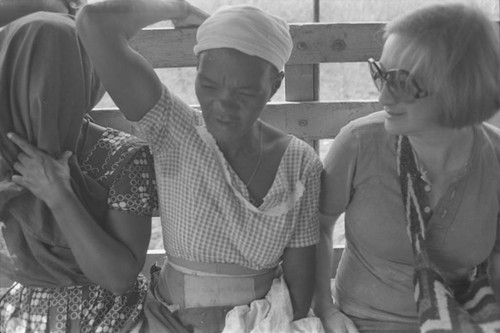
[193,5,293,71]
[0,12,106,287]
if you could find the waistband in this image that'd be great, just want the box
[152,257,279,309]
[167,256,276,278]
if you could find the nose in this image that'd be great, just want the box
[215,89,239,111]
[378,84,397,106]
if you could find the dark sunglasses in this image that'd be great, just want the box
[368,58,428,103]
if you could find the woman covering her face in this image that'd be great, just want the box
[315,2,500,333]
[0,9,157,332]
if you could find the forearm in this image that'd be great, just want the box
[313,214,339,315]
[77,0,190,40]
[282,245,316,320]
[48,188,143,294]
[488,251,500,303]
[0,0,68,26]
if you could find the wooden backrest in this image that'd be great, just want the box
[89,22,386,145]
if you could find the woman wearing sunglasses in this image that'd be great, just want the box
[315,2,500,333]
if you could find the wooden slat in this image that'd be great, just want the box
[262,100,380,139]
[284,64,320,148]
[130,28,197,68]
[130,23,385,68]
[90,100,380,140]
[289,23,384,64]
[128,21,500,68]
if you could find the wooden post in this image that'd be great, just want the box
[284,0,320,151]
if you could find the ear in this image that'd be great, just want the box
[270,71,285,99]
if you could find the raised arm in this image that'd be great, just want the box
[76,0,207,121]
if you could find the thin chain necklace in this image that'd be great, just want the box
[245,121,263,188]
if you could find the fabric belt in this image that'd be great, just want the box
[156,256,278,309]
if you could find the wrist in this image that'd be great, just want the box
[44,184,75,210]
[313,294,339,316]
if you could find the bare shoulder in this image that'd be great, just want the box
[261,121,292,155]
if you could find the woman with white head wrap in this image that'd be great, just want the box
[77,1,324,332]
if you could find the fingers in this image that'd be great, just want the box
[17,152,31,166]
[7,132,41,158]
[58,151,73,164]
[12,160,26,176]
[11,174,27,187]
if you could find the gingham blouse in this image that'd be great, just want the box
[136,85,321,270]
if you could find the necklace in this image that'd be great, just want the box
[245,122,263,188]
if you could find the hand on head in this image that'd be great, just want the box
[172,1,209,28]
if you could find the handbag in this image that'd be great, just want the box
[396,135,500,332]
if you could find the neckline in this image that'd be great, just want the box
[245,121,263,188]
[404,126,476,185]
[196,125,296,210]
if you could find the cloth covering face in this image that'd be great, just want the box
[193,5,293,71]
[0,125,158,333]
[0,12,106,287]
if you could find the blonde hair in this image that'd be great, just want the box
[384,1,500,128]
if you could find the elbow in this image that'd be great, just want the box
[98,263,144,296]
[105,274,139,296]
[76,5,101,41]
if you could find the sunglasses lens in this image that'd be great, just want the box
[385,70,417,102]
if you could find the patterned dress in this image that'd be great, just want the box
[0,127,158,333]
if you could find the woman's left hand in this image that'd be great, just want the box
[7,132,73,206]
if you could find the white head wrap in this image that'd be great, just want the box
[193,5,293,71]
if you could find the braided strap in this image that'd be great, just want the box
[396,135,500,332]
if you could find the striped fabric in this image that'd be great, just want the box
[397,135,500,332]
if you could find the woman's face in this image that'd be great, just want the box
[378,34,443,137]
[195,48,278,143]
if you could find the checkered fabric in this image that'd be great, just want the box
[136,85,321,270]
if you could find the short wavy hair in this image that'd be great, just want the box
[384,2,500,128]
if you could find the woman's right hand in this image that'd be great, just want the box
[320,306,359,333]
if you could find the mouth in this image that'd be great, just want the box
[214,117,238,127]
[384,109,404,117]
